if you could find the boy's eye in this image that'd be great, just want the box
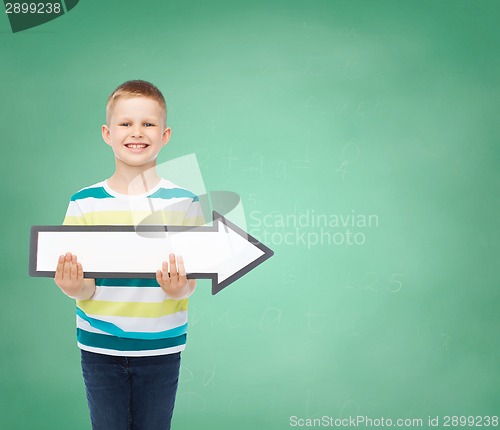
[118,122,155,127]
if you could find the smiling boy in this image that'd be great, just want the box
[54,80,204,429]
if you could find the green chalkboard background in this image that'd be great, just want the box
[1,1,499,429]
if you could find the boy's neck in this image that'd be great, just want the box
[107,163,161,195]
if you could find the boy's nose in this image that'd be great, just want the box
[131,127,143,138]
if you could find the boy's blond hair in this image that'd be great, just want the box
[106,80,167,125]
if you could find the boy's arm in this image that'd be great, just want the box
[54,197,96,300]
[156,197,206,300]
[177,197,206,298]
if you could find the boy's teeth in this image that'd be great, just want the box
[127,144,147,149]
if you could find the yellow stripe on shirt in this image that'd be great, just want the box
[79,210,200,226]
[77,298,189,318]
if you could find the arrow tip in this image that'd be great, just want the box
[210,211,274,295]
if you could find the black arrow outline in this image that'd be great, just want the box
[29,211,274,295]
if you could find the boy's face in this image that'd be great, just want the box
[102,96,170,169]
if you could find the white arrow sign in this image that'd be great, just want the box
[30,211,274,295]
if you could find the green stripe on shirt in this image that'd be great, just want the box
[77,329,186,351]
[96,278,160,287]
[71,187,113,201]
[148,187,198,201]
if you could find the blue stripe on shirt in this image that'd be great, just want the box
[148,187,198,201]
[96,278,160,287]
[77,328,187,351]
[76,307,188,340]
[71,187,113,201]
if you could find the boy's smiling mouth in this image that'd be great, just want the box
[125,143,150,152]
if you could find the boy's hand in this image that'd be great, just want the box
[156,254,196,300]
[54,252,96,300]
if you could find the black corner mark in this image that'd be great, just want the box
[5,0,79,33]
[64,0,78,11]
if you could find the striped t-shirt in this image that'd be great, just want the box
[63,178,205,357]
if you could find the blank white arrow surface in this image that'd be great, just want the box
[30,212,274,295]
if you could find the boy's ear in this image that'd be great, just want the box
[162,127,171,147]
[102,124,111,146]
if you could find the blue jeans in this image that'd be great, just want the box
[81,349,181,430]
